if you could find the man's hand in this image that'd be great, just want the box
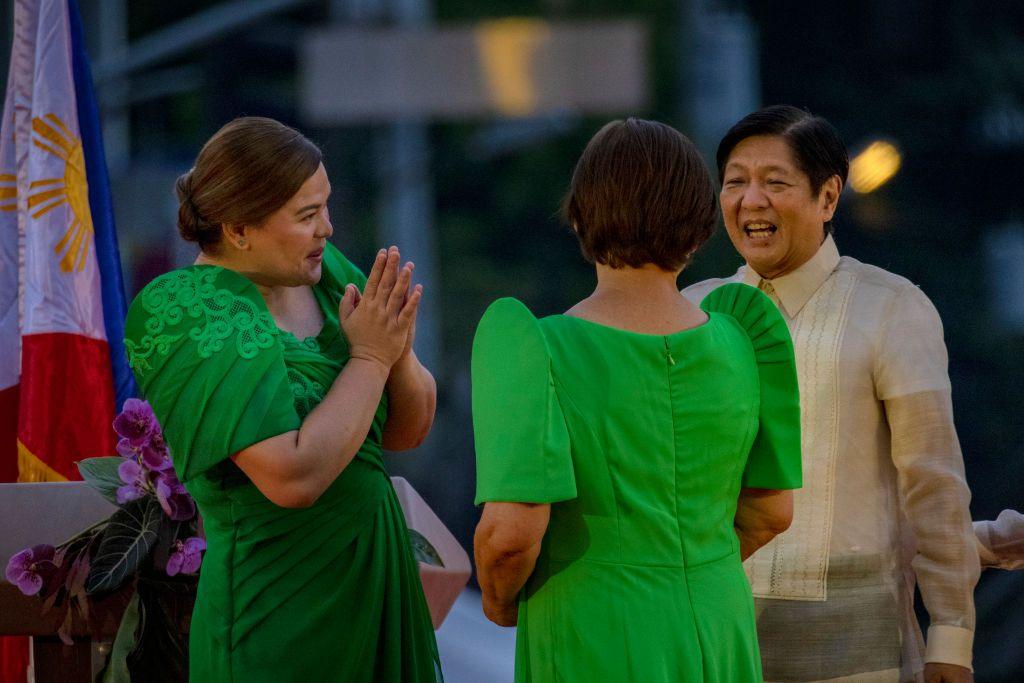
[924,663,973,683]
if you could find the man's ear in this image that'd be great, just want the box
[820,175,842,222]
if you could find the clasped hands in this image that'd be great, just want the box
[340,246,422,373]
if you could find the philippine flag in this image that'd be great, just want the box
[1,0,134,678]
[0,0,134,487]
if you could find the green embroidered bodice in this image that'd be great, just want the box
[125,267,279,375]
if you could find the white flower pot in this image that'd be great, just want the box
[391,477,472,629]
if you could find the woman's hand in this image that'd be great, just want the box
[233,246,423,508]
[474,502,550,628]
[400,312,417,361]
[396,262,417,361]
[734,488,793,560]
[340,246,422,371]
[923,663,973,683]
[481,595,519,627]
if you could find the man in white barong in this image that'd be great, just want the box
[684,105,978,683]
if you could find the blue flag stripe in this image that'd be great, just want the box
[68,0,137,408]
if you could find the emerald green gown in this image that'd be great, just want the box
[124,244,441,682]
[472,284,802,682]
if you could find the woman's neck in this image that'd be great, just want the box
[564,261,706,335]
[194,250,285,308]
[590,262,683,305]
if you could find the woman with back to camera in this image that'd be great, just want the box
[471,118,803,681]
[124,117,441,681]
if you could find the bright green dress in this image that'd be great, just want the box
[124,244,441,682]
[472,284,801,682]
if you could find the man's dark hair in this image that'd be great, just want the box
[561,118,717,271]
[717,105,849,233]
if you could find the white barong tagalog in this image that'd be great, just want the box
[684,236,978,683]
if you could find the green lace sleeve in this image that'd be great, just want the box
[124,266,301,482]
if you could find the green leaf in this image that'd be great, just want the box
[85,497,161,595]
[409,529,445,568]
[77,457,126,505]
[100,589,140,683]
[127,577,191,683]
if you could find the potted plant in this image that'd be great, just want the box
[5,399,201,682]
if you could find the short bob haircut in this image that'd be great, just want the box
[176,117,323,251]
[716,105,849,233]
[561,118,717,272]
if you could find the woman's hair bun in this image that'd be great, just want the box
[175,169,219,247]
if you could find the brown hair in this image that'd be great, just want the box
[176,117,323,250]
[561,118,717,271]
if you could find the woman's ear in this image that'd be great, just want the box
[221,223,250,251]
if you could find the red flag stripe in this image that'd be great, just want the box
[18,333,116,480]
[0,385,17,482]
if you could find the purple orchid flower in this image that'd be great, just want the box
[118,437,172,473]
[166,537,206,577]
[115,437,137,458]
[154,471,195,521]
[5,545,58,596]
[116,459,148,504]
[115,404,174,474]
[140,432,173,472]
[113,398,159,448]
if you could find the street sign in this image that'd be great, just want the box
[300,19,647,123]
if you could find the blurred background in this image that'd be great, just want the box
[3,0,1022,679]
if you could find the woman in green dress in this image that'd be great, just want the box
[472,118,803,681]
[124,117,441,681]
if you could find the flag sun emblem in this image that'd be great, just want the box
[0,172,14,212]
[29,114,94,272]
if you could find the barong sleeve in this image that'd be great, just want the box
[876,285,978,670]
[472,297,576,505]
[701,283,802,490]
[124,267,301,483]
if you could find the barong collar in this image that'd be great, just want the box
[739,235,841,318]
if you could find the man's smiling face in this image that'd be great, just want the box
[719,135,839,280]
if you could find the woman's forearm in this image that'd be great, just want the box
[381,351,436,451]
[295,356,391,471]
[233,357,390,507]
[473,502,550,627]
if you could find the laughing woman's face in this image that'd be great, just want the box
[719,135,839,280]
